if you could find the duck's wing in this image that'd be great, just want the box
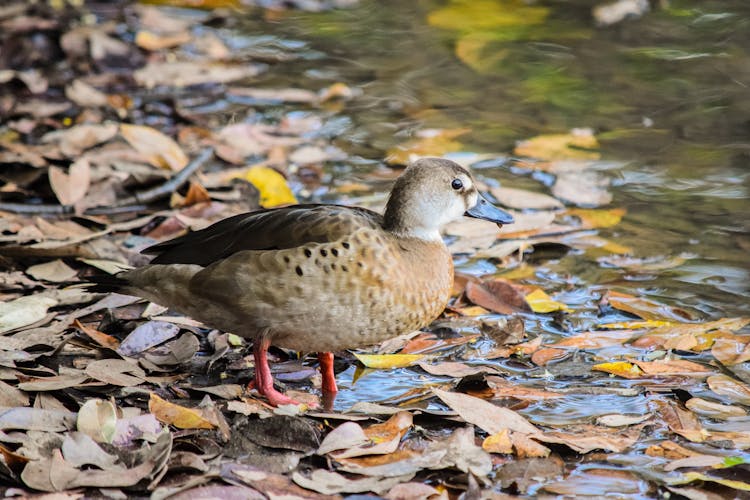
[145,204,383,266]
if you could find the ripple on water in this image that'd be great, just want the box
[523,393,649,427]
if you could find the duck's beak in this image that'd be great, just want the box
[465,193,514,225]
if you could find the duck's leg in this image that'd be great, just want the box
[318,352,338,393]
[250,336,301,406]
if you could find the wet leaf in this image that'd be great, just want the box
[567,207,626,229]
[353,353,424,369]
[653,400,706,442]
[592,361,644,379]
[77,399,117,443]
[514,129,600,161]
[148,393,215,430]
[239,165,297,208]
[632,359,713,377]
[544,469,646,496]
[385,128,469,166]
[604,290,696,322]
[418,361,502,378]
[465,279,531,315]
[134,61,264,88]
[552,171,612,207]
[711,336,750,365]
[685,398,746,420]
[120,124,188,171]
[525,288,570,313]
[670,472,750,492]
[707,375,750,405]
[48,158,91,206]
[490,186,563,210]
[432,388,539,435]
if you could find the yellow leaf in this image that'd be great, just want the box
[672,472,750,492]
[385,128,469,166]
[567,207,626,229]
[514,129,600,161]
[238,165,297,208]
[120,124,188,171]
[482,429,513,454]
[148,393,214,429]
[592,361,644,379]
[598,320,673,329]
[525,288,569,313]
[353,353,424,369]
[428,0,549,33]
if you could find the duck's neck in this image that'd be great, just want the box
[384,189,444,243]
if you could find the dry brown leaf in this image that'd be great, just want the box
[26,259,77,282]
[332,412,412,459]
[711,336,750,365]
[74,319,121,350]
[632,359,713,377]
[482,429,513,454]
[685,397,746,419]
[48,158,91,206]
[120,124,188,171]
[510,431,551,458]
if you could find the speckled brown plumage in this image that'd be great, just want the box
[104,157,514,406]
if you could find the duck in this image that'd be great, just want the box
[94,157,513,406]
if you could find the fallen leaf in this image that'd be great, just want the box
[418,361,502,378]
[148,393,215,430]
[353,353,424,369]
[592,361,644,379]
[670,472,750,492]
[711,336,750,365]
[0,295,58,334]
[482,429,513,454]
[525,288,570,313]
[685,397,747,419]
[120,124,188,171]
[135,30,191,51]
[490,186,563,210]
[333,412,413,459]
[26,259,77,282]
[604,290,695,322]
[134,61,265,88]
[432,388,539,435]
[117,321,181,356]
[707,375,750,405]
[596,414,651,427]
[85,359,146,386]
[0,407,76,432]
[514,129,599,161]
[317,421,369,455]
[465,279,531,315]
[653,399,706,442]
[292,469,413,495]
[552,171,612,207]
[632,359,713,377]
[74,319,121,350]
[62,432,118,469]
[76,399,117,443]
[543,469,646,496]
[41,123,118,156]
[568,207,626,229]
[239,165,297,208]
[385,128,469,166]
[48,158,91,206]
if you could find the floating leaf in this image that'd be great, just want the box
[592,361,644,379]
[567,208,626,229]
[353,353,424,369]
[525,288,570,313]
[148,393,214,429]
[514,129,599,161]
[385,128,469,166]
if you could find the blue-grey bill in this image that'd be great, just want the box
[465,194,514,225]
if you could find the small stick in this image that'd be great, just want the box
[0,148,214,216]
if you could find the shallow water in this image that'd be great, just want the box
[229,1,750,410]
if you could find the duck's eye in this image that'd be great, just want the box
[451,178,463,190]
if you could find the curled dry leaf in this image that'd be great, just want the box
[0,295,58,334]
[148,393,215,430]
[77,398,117,443]
[332,411,413,459]
[120,124,189,171]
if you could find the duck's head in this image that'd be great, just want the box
[384,157,514,241]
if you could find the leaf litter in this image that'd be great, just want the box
[0,1,747,498]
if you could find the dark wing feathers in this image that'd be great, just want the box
[144,204,382,266]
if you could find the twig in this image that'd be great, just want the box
[0,148,214,216]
